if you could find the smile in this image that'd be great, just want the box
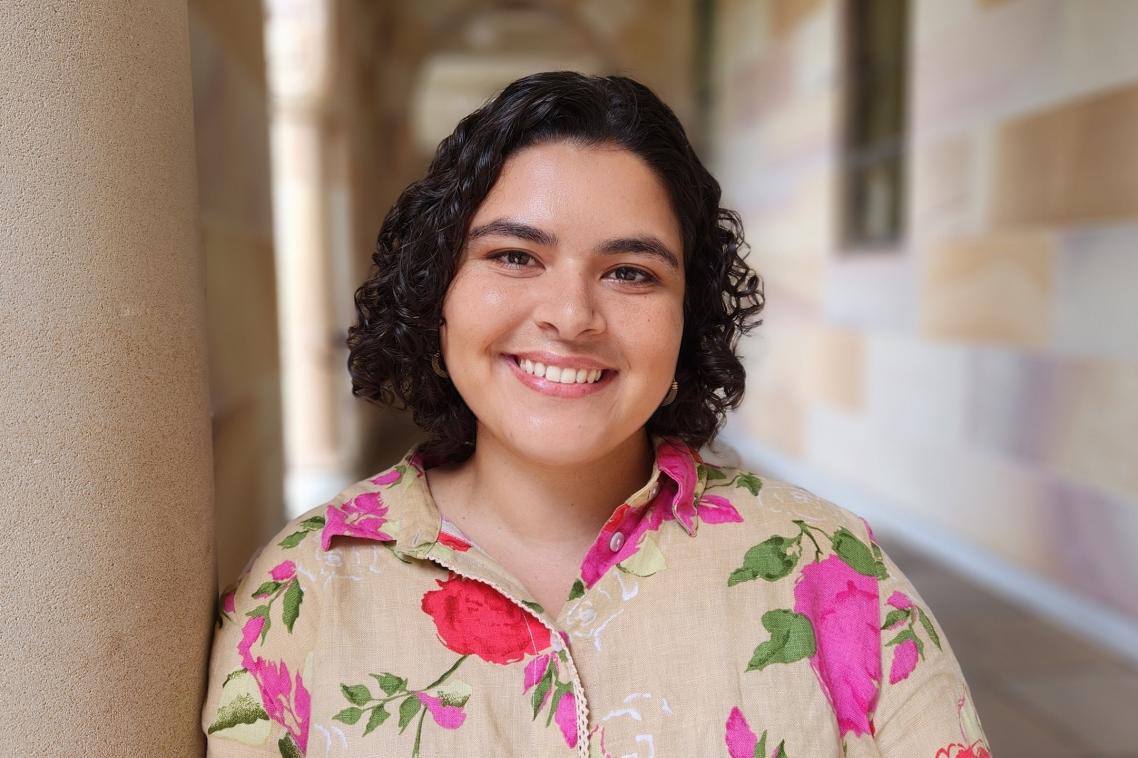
[503,354,615,398]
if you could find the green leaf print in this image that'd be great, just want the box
[342,683,373,706]
[773,740,788,758]
[282,578,303,632]
[736,472,763,496]
[885,627,925,659]
[372,672,407,695]
[278,734,302,758]
[333,707,364,725]
[917,606,942,650]
[398,695,421,732]
[298,515,326,529]
[521,599,545,615]
[277,531,307,549]
[278,515,326,548]
[245,605,271,642]
[252,581,283,597]
[567,579,585,601]
[747,609,816,672]
[207,692,269,733]
[364,705,390,735]
[756,730,767,757]
[831,527,882,577]
[881,608,909,629]
[700,463,728,481]
[532,664,555,718]
[729,535,799,586]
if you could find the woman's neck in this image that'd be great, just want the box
[432,429,655,549]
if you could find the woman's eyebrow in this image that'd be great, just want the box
[468,217,680,271]
[468,218,555,246]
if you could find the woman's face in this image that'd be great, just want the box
[440,140,685,468]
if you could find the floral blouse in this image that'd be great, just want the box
[202,434,991,758]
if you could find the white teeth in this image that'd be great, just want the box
[515,356,605,384]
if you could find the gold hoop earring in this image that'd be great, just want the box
[431,351,449,379]
[661,379,678,407]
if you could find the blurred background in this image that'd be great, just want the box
[190,1,1138,755]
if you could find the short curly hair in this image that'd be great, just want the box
[348,71,764,466]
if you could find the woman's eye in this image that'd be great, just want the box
[489,250,535,268]
[607,266,657,285]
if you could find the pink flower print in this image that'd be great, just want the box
[655,438,699,531]
[887,590,913,610]
[889,637,919,684]
[321,491,395,550]
[369,468,401,486]
[248,658,311,753]
[523,654,551,692]
[724,706,758,758]
[698,493,744,525]
[554,690,578,748]
[793,555,881,737]
[416,692,467,729]
[238,616,265,664]
[579,503,650,588]
[221,590,236,614]
[269,560,296,582]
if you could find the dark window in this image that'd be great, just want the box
[841,0,909,250]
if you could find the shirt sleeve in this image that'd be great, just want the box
[202,513,324,757]
[869,540,992,757]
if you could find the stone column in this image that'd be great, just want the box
[264,0,361,517]
[0,4,213,757]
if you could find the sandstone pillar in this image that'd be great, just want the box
[0,3,213,756]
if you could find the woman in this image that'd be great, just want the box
[202,72,990,758]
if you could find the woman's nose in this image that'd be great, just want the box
[531,268,606,338]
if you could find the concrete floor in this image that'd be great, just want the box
[882,538,1138,758]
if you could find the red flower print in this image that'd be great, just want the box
[935,742,991,758]
[438,532,472,552]
[421,574,551,664]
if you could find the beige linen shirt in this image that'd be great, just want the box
[202,435,990,757]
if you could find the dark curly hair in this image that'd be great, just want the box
[348,71,764,466]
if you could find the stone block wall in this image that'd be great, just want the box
[709,0,1138,643]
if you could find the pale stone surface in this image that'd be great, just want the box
[0,3,212,756]
[1047,360,1138,503]
[1053,223,1138,361]
[987,82,1138,226]
[921,233,1056,346]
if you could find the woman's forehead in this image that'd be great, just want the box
[467,141,683,256]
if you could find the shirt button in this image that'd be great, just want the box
[609,531,625,552]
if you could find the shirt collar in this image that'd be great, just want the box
[319,433,706,557]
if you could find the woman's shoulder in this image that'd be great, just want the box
[697,460,877,549]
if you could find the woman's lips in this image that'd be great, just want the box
[502,354,615,398]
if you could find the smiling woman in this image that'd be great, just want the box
[202,72,990,758]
